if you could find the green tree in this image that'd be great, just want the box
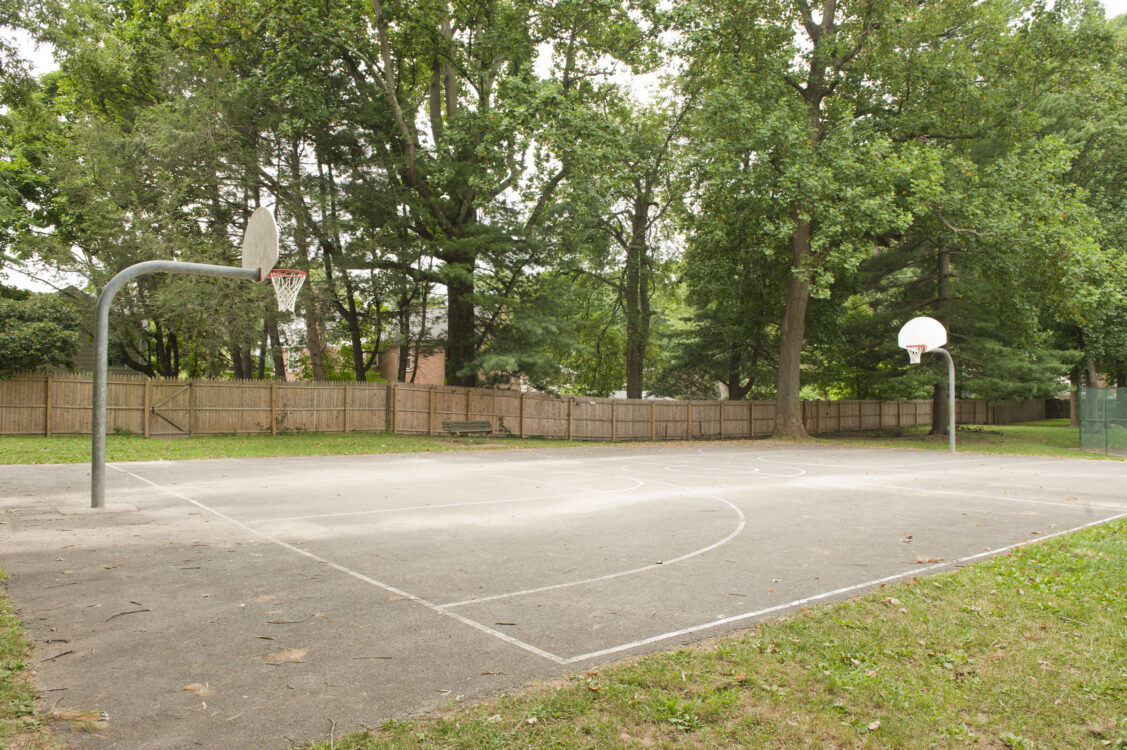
[679,0,1113,434]
[0,291,80,371]
[553,96,687,398]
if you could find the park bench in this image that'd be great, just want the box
[442,420,494,436]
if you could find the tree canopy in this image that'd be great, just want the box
[2,0,1125,413]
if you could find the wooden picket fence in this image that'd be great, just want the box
[0,371,1003,439]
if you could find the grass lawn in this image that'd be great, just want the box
[313,518,1127,749]
[818,419,1108,460]
[0,431,584,465]
[0,419,1106,465]
[0,571,56,750]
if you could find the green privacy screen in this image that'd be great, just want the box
[1079,387,1127,456]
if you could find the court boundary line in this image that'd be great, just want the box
[559,510,1127,663]
[108,455,1127,669]
[110,464,571,665]
[439,477,746,608]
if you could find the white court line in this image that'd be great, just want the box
[752,454,979,472]
[110,465,569,665]
[439,477,746,608]
[561,511,1127,664]
[848,481,1125,512]
[111,457,1127,669]
[252,477,645,524]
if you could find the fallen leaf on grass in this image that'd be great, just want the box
[262,647,307,664]
[882,597,902,607]
[867,720,881,731]
[180,683,216,697]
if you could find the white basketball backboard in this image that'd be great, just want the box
[240,206,278,282]
[898,316,947,352]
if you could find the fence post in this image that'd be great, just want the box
[465,389,472,420]
[611,400,617,441]
[392,385,399,434]
[520,391,526,438]
[719,400,725,439]
[428,387,434,436]
[687,402,692,439]
[270,382,277,435]
[651,401,656,440]
[343,384,351,433]
[188,379,195,436]
[43,373,52,437]
[143,378,151,437]
[567,397,574,440]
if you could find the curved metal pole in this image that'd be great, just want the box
[932,347,956,454]
[92,261,260,508]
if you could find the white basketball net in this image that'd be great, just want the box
[905,344,925,364]
[268,269,307,313]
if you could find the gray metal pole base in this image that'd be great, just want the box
[933,347,956,454]
[92,261,260,508]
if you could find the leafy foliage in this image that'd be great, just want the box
[0,293,80,372]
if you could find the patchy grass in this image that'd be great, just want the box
[307,518,1127,749]
[0,419,1102,465]
[0,570,57,750]
[817,419,1111,460]
[0,432,590,465]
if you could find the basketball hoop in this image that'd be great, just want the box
[905,344,925,364]
[267,269,306,313]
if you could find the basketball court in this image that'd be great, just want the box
[2,442,1124,748]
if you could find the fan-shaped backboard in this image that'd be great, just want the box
[240,206,278,282]
[898,316,947,352]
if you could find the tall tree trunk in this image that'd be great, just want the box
[931,247,952,436]
[303,293,326,381]
[1069,366,1081,428]
[773,217,812,438]
[231,342,246,379]
[256,322,268,380]
[445,253,476,387]
[288,140,326,381]
[624,206,648,399]
[268,314,286,380]
[342,274,367,382]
